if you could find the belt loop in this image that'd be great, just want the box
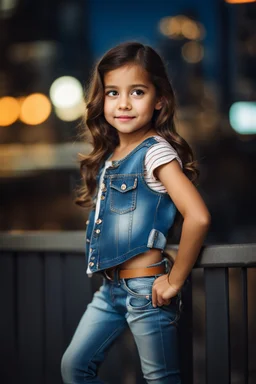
[114,267,121,286]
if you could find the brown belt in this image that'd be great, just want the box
[104,265,166,280]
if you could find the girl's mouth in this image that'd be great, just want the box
[115,116,135,122]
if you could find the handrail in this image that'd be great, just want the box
[1,231,256,267]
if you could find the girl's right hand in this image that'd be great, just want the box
[152,274,180,307]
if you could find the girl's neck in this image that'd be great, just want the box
[110,129,158,162]
[117,128,157,151]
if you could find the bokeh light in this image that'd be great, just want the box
[159,16,183,38]
[49,76,83,108]
[19,93,52,125]
[54,100,85,122]
[0,96,20,126]
[230,102,256,134]
[182,42,204,63]
[182,20,205,40]
[0,0,18,19]
[225,0,256,4]
[159,15,205,40]
[49,76,84,121]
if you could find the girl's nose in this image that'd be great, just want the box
[118,95,131,110]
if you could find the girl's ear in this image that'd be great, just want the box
[155,97,164,110]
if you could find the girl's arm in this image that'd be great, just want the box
[152,160,211,307]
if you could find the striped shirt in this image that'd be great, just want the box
[144,135,183,193]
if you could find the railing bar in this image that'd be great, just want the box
[205,267,230,384]
[179,274,193,383]
[14,251,19,378]
[241,267,248,384]
[1,234,256,266]
[42,252,46,384]
[61,252,68,349]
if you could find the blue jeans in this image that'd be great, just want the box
[61,260,182,383]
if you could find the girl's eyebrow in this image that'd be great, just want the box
[104,84,149,89]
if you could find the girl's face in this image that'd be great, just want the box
[103,64,162,139]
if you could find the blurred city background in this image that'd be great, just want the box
[0,0,255,243]
[0,1,256,383]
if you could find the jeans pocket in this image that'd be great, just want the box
[123,277,156,311]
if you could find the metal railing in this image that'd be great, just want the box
[0,232,255,384]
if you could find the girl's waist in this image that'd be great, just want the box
[104,250,168,281]
[120,248,162,269]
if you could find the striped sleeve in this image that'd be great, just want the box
[145,142,183,181]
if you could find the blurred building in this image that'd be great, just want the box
[0,0,255,244]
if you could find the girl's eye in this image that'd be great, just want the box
[105,89,144,97]
[106,90,118,97]
[132,89,144,96]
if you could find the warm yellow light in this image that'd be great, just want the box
[0,96,20,126]
[168,18,182,36]
[159,17,173,36]
[181,20,201,40]
[159,15,206,41]
[54,100,85,122]
[225,0,255,3]
[182,42,204,63]
[20,93,51,125]
[159,16,186,38]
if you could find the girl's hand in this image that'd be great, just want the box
[152,274,180,308]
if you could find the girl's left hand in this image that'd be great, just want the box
[152,274,180,307]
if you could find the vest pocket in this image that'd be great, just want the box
[110,176,138,214]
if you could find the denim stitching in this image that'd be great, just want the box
[126,295,152,311]
[154,196,161,229]
[128,210,133,250]
[106,137,158,166]
[110,190,137,214]
[110,178,137,214]
[106,173,141,178]
[122,279,155,297]
[158,305,167,375]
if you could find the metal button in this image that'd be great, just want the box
[86,239,90,243]
[89,262,94,267]
[121,183,127,191]
[90,256,95,260]
[100,195,105,200]
[96,219,102,224]
[86,220,90,225]
[101,183,106,190]
[95,229,101,234]
[89,247,93,252]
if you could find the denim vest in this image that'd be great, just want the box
[85,137,177,273]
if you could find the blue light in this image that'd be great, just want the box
[229,102,256,134]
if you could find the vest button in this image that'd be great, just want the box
[121,183,127,191]
[95,229,101,234]
[86,220,90,225]
[101,183,106,190]
[90,248,93,252]
[101,195,105,200]
[96,219,102,224]
[86,238,90,243]
[89,262,94,267]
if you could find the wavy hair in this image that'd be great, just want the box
[76,41,199,208]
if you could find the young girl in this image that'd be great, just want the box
[61,41,211,384]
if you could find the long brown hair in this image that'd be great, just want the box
[76,41,199,208]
